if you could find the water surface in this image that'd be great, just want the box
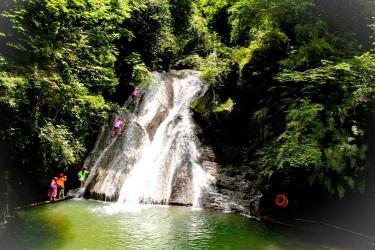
[1,199,343,250]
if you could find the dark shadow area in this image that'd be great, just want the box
[264,219,375,250]
[260,118,375,249]
[314,0,374,51]
[0,208,70,250]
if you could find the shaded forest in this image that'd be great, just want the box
[0,0,374,218]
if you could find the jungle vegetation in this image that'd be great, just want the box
[0,0,374,210]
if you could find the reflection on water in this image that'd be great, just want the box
[0,199,345,250]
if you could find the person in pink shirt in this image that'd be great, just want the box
[131,87,141,108]
[47,177,58,201]
[112,118,124,137]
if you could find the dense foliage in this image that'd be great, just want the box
[0,0,374,210]
[0,0,130,204]
[190,0,375,201]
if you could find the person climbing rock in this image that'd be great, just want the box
[132,87,141,108]
[112,118,124,137]
[56,173,67,199]
[47,177,58,201]
[78,165,89,188]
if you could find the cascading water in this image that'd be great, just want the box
[82,71,214,208]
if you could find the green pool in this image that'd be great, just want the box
[1,199,345,250]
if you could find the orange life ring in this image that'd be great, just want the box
[275,194,288,208]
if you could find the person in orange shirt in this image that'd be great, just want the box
[56,173,67,199]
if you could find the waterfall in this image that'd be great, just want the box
[83,71,214,207]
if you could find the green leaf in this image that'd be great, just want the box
[337,184,345,199]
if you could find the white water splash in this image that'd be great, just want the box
[85,71,214,208]
[192,163,214,208]
[118,72,212,206]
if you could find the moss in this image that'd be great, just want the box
[173,54,204,70]
[213,98,234,113]
[191,95,213,123]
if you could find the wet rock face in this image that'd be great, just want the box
[200,146,262,216]
[169,160,193,205]
[146,108,168,141]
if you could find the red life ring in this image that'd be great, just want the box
[275,194,288,208]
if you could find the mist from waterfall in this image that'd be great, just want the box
[83,71,214,208]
